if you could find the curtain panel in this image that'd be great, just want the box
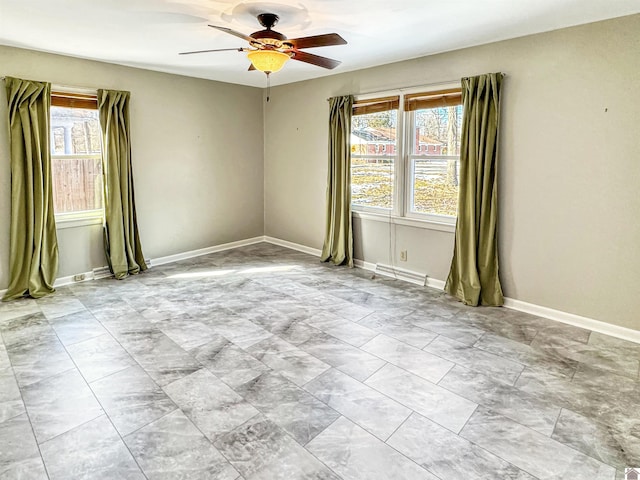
[321,95,354,266]
[98,89,147,279]
[3,77,59,301]
[445,73,505,306]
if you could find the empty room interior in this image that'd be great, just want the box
[1,1,639,479]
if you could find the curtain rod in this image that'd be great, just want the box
[0,77,98,93]
[326,73,507,101]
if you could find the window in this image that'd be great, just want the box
[350,96,399,209]
[351,87,462,225]
[50,92,103,222]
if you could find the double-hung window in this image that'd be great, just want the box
[351,86,463,227]
[50,91,104,227]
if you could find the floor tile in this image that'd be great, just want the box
[0,341,10,369]
[189,335,269,389]
[236,371,339,444]
[48,309,107,346]
[304,311,378,347]
[361,334,453,383]
[40,415,144,479]
[460,407,617,479]
[214,414,340,480]
[37,295,86,320]
[475,333,578,378]
[357,312,438,348]
[305,368,411,440]
[298,333,386,381]
[1,313,75,387]
[530,335,640,379]
[248,310,322,346]
[0,312,50,348]
[388,412,537,479]
[425,335,524,385]
[90,365,177,436]
[0,243,637,480]
[438,365,561,435]
[515,367,640,435]
[0,413,48,479]
[164,368,259,442]
[0,298,41,323]
[22,369,103,443]
[407,312,486,345]
[153,313,219,351]
[551,408,640,470]
[67,333,136,382]
[117,328,202,386]
[207,315,273,349]
[456,310,539,345]
[307,416,438,480]
[125,409,239,480]
[0,367,24,423]
[365,364,477,433]
[247,336,330,386]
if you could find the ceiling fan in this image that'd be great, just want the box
[180,13,347,75]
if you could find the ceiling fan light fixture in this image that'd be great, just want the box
[247,50,290,73]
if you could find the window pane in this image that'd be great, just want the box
[50,105,103,215]
[411,105,462,217]
[51,157,103,213]
[51,107,101,155]
[351,109,397,209]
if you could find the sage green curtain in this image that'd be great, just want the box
[98,89,146,279]
[445,73,504,306]
[321,95,354,266]
[3,77,58,301]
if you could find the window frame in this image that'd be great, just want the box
[50,88,104,229]
[350,82,462,230]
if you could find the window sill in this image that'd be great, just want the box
[55,214,103,230]
[352,210,456,233]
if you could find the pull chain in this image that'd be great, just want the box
[266,72,271,102]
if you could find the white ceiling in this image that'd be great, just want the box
[1,0,638,88]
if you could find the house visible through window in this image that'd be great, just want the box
[350,87,462,224]
[350,96,399,209]
[50,92,103,218]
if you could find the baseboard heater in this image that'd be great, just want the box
[92,266,112,280]
[374,263,427,286]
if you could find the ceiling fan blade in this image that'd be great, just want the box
[208,25,263,45]
[179,48,245,55]
[248,64,256,71]
[286,33,347,49]
[291,50,341,69]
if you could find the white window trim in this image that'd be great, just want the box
[55,210,103,229]
[50,91,104,228]
[352,210,455,233]
[351,82,461,232]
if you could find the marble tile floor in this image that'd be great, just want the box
[0,242,639,479]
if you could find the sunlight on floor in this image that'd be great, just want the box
[167,265,299,279]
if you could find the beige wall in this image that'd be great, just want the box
[0,46,264,283]
[264,15,640,331]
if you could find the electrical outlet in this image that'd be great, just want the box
[73,273,86,282]
[400,250,407,262]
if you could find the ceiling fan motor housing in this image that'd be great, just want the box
[251,13,288,47]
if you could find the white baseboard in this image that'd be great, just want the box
[426,277,447,290]
[263,236,322,257]
[54,270,105,288]
[4,235,639,343]
[151,236,265,266]
[352,252,639,343]
[374,263,427,286]
[503,297,640,344]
